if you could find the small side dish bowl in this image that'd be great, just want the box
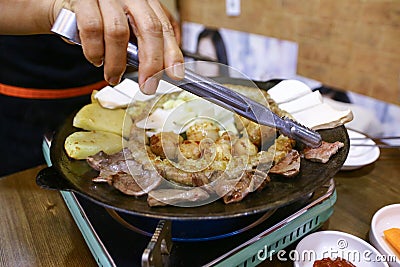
[294,230,389,267]
[369,204,400,267]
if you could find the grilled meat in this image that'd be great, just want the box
[302,141,344,163]
[88,148,162,196]
[147,187,210,207]
[220,170,270,204]
[270,149,301,177]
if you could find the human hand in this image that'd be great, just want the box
[54,0,184,94]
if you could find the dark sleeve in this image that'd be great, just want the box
[0,34,104,89]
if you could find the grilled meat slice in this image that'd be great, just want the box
[87,148,129,171]
[302,141,344,163]
[269,149,301,177]
[216,170,270,204]
[147,187,210,207]
[110,172,145,195]
[89,148,162,196]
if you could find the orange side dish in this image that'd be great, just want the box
[384,228,400,254]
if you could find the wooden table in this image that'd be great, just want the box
[0,165,97,267]
[1,148,399,266]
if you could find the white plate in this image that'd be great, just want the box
[369,204,400,267]
[341,129,380,171]
[294,230,389,267]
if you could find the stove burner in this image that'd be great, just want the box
[60,180,336,266]
[106,208,277,242]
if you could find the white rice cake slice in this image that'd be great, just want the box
[268,80,312,104]
[135,108,174,130]
[292,103,353,130]
[279,90,323,113]
[95,78,162,109]
[156,80,182,94]
[114,78,155,102]
[94,85,133,109]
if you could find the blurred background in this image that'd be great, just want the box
[161,0,400,142]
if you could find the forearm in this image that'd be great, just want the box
[0,0,184,92]
[0,0,61,34]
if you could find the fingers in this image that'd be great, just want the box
[69,0,183,92]
[72,0,105,68]
[148,0,184,82]
[125,0,184,94]
[125,0,164,94]
[160,2,181,44]
[71,0,129,85]
[97,0,129,85]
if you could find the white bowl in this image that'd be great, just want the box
[294,230,389,267]
[370,204,400,267]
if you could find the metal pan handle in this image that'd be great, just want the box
[36,167,76,191]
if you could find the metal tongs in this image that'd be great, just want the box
[52,8,322,148]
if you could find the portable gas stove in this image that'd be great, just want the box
[40,138,337,267]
